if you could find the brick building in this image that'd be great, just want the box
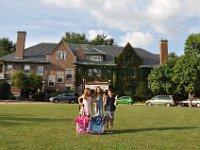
[0,31,167,95]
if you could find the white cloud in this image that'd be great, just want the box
[120,32,154,47]
[87,29,112,40]
[41,0,200,37]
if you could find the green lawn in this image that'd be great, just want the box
[0,104,200,150]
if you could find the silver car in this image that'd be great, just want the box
[179,98,200,107]
[146,95,175,107]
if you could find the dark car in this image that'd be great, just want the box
[49,93,77,103]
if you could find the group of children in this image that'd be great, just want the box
[78,87,118,132]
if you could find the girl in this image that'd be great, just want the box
[104,89,118,132]
[78,88,93,117]
[94,86,104,116]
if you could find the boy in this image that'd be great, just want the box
[104,89,118,133]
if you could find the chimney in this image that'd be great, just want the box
[15,31,26,59]
[160,39,168,64]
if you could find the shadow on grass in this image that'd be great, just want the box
[111,127,198,134]
[0,114,73,127]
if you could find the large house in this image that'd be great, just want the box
[0,31,168,95]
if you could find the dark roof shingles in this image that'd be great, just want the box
[0,43,159,65]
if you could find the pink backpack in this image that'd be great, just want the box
[74,106,90,133]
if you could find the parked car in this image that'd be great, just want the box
[178,98,200,107]
[146,95,175,107]
[117,96,133,105]
[49,93,77,103]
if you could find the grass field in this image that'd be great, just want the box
[0,104,200,150]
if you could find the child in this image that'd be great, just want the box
[94,86,104,116]
[78,88,93,117]
[104,89,118,133]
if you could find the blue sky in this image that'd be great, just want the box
[0,0,200,55]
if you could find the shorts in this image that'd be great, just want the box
[105,111,115,121]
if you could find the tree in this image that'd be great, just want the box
[0,38,15,57]
[172,50,200,97]
[12,71,28,97]
[135,66,153,100]
[62,32,116,46]
[28,73,43,92]
[62,32,88,44]
[89,34,116,46]
[12,72,43,97]
[0,80,11,99]
[184,33,200,54]
[148,53,178,95]
[114,43,143,96]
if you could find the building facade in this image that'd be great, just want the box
[0,31,166,95]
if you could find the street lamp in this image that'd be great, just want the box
[108,80,111,89]
[82,78,85,93]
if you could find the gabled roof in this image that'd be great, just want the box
[79,44,159,65]
[0,42,78,63]
[0,43,57,63]
[0,42,160,65]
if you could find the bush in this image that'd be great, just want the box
[32,92,45,101]
[0,80,11,100]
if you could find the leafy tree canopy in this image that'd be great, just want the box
[89,34,116,46]
[62,32,88,44]
[62,32,116,46]
[148,53,178,95]
[12,71,43,97]
[184,33,200,54]
[172,50,200,96]
[0,38,15,57]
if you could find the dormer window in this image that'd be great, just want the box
[91,55,102,61]
[85,48,105,62]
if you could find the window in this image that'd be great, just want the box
[57,75,64,83]
[152,96,159,100]
[37,66,44,75]
[6,65,13,74]
[57,72,64,83]
[0,64,3,74]
[159,95,172,100]
[66,69,72,80]
[24,65,30,74]
[91,55,102,61]
[48,76,55,86]
[57,51,66,60]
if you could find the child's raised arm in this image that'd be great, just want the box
[78,95,83,105]
[114,95,118,107]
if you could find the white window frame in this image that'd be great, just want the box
[6,64,13,74]
[37,66,44,75]
[57,75,64,83]
[66,69,72,80]
[48,76,55,86]
[24,65,30,74]
[57,51,67,60]
[91,55,102,61]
